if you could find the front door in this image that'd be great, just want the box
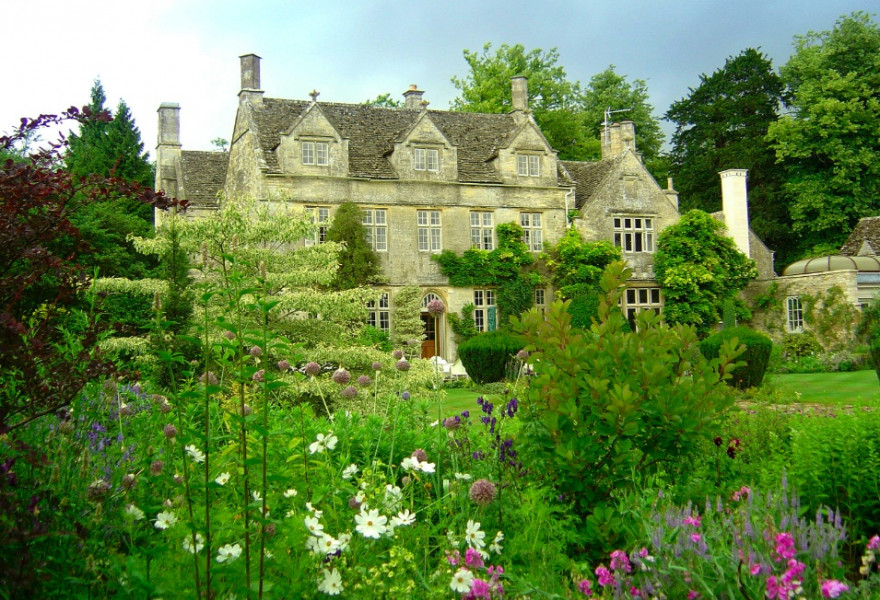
[420,313,436,359]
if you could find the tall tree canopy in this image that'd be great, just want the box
[325,201,382,290]
[665,49,794,265]
[767,12,880,257]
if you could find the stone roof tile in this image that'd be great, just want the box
[560,157,622,208]
[180,151,228,206]
[840,217,880,256]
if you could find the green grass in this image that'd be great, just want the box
[765,370,880,405]
[441,388,494,416]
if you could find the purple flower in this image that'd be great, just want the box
[150,461,164,476]
[515,349,529,361]
[401,391,411,400]
[252,369,265,382]
[223,330,236,340]
[249,346,262,357]
[411,448,428,462]
[199,371,218,386]
[443,416,461,430]
[396,359,410,372]
[469,479,497,506]
[868,535,880,551]
[304,362,322,377]
[357,375,371,386]
[163,424,177,439]
[340,386,358,399]
[426,298,445,317]
[578,579,593,596]
[159,400,173,414]
[609,550,632,573]
[277,359,290,371]
[371,361,382,371]
[461,410,469,418]
[393,349,404,360]
[595,566,615,587]
[332,368,351,385]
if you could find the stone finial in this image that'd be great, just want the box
[511,76,528,111]
[403,84,425,110]
[309,89,320,102]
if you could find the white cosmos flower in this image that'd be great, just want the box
[400,456,418,471]
[305,535,323,554]
[306,502,323,518]
[450,567,475,593]
[305,515,324,537]
[489,530,504,554]
[341,464,358,480]
[319,534,340,554]
[447,529,460,548]
[419,461,436,474]
[154,510,177,530]
[317,568,344,595]
[465,519,486,549]
[183,532,205,554]
[214,472,230,486]
[252,490,262,502]
[216,543,242,563]
[383,484,402,510]
[391,509,416,527]
[185,445,205,464]
[354,508,388,539]
[309,432,338,454]
[284,488,298,498]
[338,532,352,552]
[124,504,145,521]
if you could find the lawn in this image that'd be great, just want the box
[768,369,880,405]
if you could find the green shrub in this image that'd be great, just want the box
[780,331,823,359]
[457,329,523,384]
[700,326,772,389]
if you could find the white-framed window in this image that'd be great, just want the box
[302,141,329,166]
[520,212,543,252]
[304,206,330,246]
[470,211,494,250]
[417,210,442,252]
[624,287,662,325]
[414,147,439,172]
[367,292,390,332]
[516,153,541,177]
[473,289,497,332]
[362,208,388,252]
[787,297,804,333]
[534,287,547,315]
[613,216,655,253]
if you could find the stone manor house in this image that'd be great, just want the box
[155,54,774,362]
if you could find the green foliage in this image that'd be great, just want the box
[456,329,523,384]
[801,286,860,351]
[448,303,479,343]
[654,209,758,335]
[666,49,794,264]
[391,285,424,350]
[700,326,772,389]
[768,12,880,255]
[511,261,741,552]
[362,93,402,108]
[781,331,823,359]
[325,201,382,290]
[858,294,880,384]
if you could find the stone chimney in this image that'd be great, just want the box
[720,169,751,258]
[600,121,637,159]
[155,103,182,223]
[403,85,425,110]
[239,53,263,104]
[511,76,528,111]
[665,177,679,211]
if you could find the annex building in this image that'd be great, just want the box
[155,54,773,361]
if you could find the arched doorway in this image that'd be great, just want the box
[420,293,444,359]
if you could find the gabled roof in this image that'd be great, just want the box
[180,151,228,206]
[560,155,624,209]
[245,98,535,184]
[840,217,880,256]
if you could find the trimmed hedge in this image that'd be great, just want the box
[457,329,523,384]
[699,326,772,389]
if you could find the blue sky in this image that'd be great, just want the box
[1,0,871,155]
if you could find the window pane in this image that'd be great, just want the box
[417,210,427,226]
[430,211,440,226]
[471,212,481,227]
[362,210,372,225]
[529,155,540,175]
[375,209,386,225]
[517,155,528,176]
[483,213,492,227]
[474,290,484,306]
[418,228,428,251]
[302,142,314,165]
[316,142,328,165]
[431,228,441,251]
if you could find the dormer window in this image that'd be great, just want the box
[414,147,439,172]
[517,154,541,177]
[302,141,329,166]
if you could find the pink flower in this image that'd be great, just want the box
[630,586,642,597]
[577,579,593,596]
[774,532,796,561]
[749,563,763,576]
[469,578,491,599]
[465,547,484,569]
[868,535,880,551]
[687,591,700,600]
[766,575,780,600]
[610,550,632,573]
[690,532,702,544]
[595,566,615,587]
[683,515,702,527]
[821,579,849,598]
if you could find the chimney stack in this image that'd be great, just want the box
[720,169,751,258]
[155,103,182,223]
[403,84,425,110]
[600,121,637,159]
[157,103,181,148]
[511,76,528,111]
[239,53,263,104]
[665,177,679,211]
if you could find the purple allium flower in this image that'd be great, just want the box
[401,390,411,400]
[371,361,382,371]
[443,416,461,430]
[396,359,410,372]
[121,473,137,490]
[426,298,445,317]
[277,359,290,371]
[199,371,218,386]
[340,385,358,399]
[304,362,322,377]
[515,349,529,361]
[249,346,262,357]
[252,369,265,382]
[224,330,236,340]
[151,394,167,405]
[392,349,404,360]
[411,448,428,463]
[163,424,178,439]
[357,375,371,386]
[150,461,164,476]
[469,478,497,506]
[332,368,351,385]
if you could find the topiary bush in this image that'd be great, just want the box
[700,326,772,389]
[457,329,523,384]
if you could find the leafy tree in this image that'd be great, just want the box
[451,43,594,161]
[325,201,382,289]
[666,49,793,264]
[392,285,425,351]
[767,12,880,256]
[654,210,758,335]
[583,66,665,163]
[0,108,179,432]
[211,137,229,151]
[363,93,402,108]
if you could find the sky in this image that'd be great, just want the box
[1,0,872,156]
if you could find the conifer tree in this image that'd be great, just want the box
[325,201,382,289]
